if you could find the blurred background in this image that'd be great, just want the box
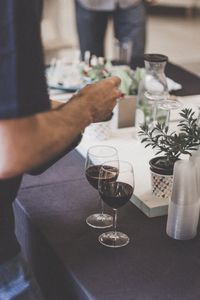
[41,0,200,75]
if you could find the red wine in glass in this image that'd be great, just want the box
[85,146,118,229]
[86,165,102,190]
[98,160,134,248]
[86,165,118,190]
[99,182,133,209]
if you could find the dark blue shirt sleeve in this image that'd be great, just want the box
[0,0,50,120]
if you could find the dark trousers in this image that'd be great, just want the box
[75,1,146,63]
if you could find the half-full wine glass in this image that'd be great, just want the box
[85,145,118,228]
[98,160,134,248]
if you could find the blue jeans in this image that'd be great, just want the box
[75,0,146,62]
[0,253,44,300]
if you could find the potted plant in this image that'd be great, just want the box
[138,108,200,199]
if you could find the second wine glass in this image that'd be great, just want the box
[85,145,118,228]
[98,160,134,248]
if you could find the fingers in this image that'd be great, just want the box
[99,77,123,99]
[81,76,121,93]
[104,76,121,87]
[113,87,124,99]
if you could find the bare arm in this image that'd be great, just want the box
[0,77,121,179]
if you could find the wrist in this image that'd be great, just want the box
[61,96,93,131]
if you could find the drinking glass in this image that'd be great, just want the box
[85,145,118,228]
[98,160,134,248]
[114,39,133,64]
[158,98,182,128]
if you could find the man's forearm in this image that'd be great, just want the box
[0,97,91,179]
[0,76,121,179]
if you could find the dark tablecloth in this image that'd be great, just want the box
[14,62,200,300]
[15,150,200,300]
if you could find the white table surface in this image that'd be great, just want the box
[77,94,200,217]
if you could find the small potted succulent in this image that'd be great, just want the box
[138,108,200,199]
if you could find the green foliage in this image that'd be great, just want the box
[80,61,145,95]
[139,108,200,168]
[81,63,111,82]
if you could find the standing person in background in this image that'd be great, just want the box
[75,0,156,64]
[0,1,121,299]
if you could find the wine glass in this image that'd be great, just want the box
[85,145,118,228]
[158,98,182,128]
[144,92,168,129]
[98,160,134,248]
[114,39,133,64]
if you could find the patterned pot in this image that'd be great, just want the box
[149,157,174,199]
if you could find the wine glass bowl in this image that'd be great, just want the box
[85,145,118,229]
[158,99,181,111]
[98,160,134,248]
[158,98,182,128]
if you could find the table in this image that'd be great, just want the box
[14,62,200,300]
[15,150,200,300]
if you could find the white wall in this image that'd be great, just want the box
[157,0,198,8]
[41,0,78,50]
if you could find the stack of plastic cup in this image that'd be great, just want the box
[166,158,200,240]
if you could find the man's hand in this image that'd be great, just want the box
[72,76,122,123]
[0,77,121,179]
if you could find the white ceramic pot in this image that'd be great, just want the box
[150,171,173,199]
[149,156,174,199]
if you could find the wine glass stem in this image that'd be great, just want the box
[153,102,157,124]
[113,209,118,233]
[165,109,170,128]
[99,196,104,215]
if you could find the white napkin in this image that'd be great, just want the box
[167,77,182,92]
[170,94,200,123]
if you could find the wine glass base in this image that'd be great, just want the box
[99,231,130,248]
[86,213,113,229]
